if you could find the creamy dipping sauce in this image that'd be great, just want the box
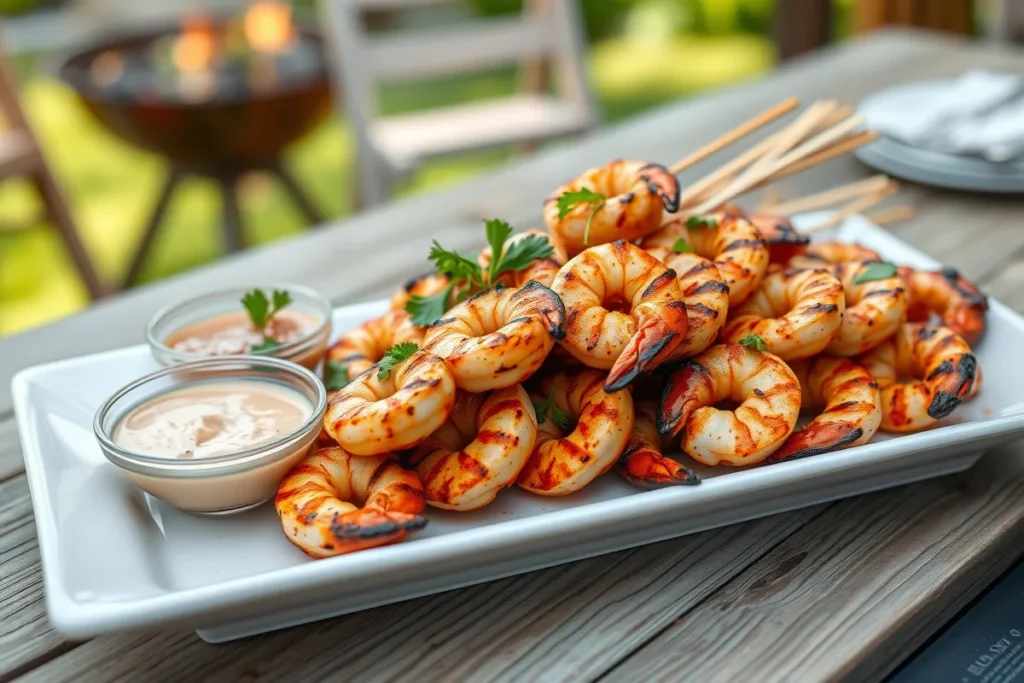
[165,310,320,356]
[113,380,312,459]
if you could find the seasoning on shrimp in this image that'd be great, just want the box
[423,281,566,393]
[659,342,802,466]
[325,310,423,389]
[551,240,689,391]
[857,323,980,433]
[898,265,988,346]
[519,369,634,495]
[641,212,769,307]
[825,261,908,357]
[275,448,427,558]
[721,267,845,361]
[769,356,881,462]
[408,386,537,511]
[324,346,456,455]
[788,241,881,270]
[746,211,810,265]
[545,160,681,255]
[618,399,700,489]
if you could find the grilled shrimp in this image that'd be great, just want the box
[519,369,634,495]
[618,399,700,489]
[659,343,801,466]
[544,160,681,255]
[551,240,688,391]
[645,247,730,359]
[478,229,568,288]
[423,281,566,392]
[899,266,988,346]
[641,213,769,307]
[857,323,979,433]
[826,261,909,356]
[275,448,427,558]
[721,267,845,361]
[789,241,881,270]
[408,386,537,511]
[326,311,423,383]
[324,350,456,455]
[769,356,881,462]
[747,211,810,264]
[390,272,451,312]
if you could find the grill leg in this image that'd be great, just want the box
[271,162,325,225]
[123,167,181,288]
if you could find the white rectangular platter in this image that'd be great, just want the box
[13,215,1024,643]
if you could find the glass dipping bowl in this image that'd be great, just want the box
[146,284,332,371]
[94,356,327,515]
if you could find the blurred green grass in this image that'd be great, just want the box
[0,31,773,335]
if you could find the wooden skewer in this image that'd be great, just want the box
[749,130,879,189]
[865,205,915,225]
[757,185,783,211]
[816,104,853,130]
[803,181,899,234]
[766,175,892,216]
[668,97,799,175]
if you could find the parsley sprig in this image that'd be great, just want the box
[686,215,718,229]
[376,342,419,381]
[532,391,574,432]
[671,239,693,254]
[852,262,898,284]
[556,188,606,246]
[404,219,554,326]
[738,334,768,352]
[241,288,293,353]
[324,360,350,391]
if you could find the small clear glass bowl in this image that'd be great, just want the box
[146,284,333,371]
[94,356,327,515]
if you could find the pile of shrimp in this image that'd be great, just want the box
[274,159,987,559]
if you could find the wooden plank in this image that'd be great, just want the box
[17,505,825,683]
[0,417,22,483]
[0,474,75,682]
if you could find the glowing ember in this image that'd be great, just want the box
[243,1,296,54]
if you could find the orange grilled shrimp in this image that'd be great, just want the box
[769,356,881,462]
[544,160,680,255]
[275,448,427,558]
[519,369,635,495]
[857,323,980,433]
[641,212,770,307]
[325,311,423,383]
[408,386,537,511]
[324,350,456,455]
[618,399,700,489]
[477,229,568,288]
[826,261,909,356]
[788,241,882,270]
[659,343,801,466]
[423,281,566,392]
[645,247,730,360]
[551,240,688,391]
[721,267,845,361]
[747,211,810,265]
[898,266,988,346]
[390,272,451,312]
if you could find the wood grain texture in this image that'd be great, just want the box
[0,417,22,483]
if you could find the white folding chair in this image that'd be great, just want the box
[320,0,597,208]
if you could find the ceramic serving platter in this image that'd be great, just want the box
[13,215,1024,643]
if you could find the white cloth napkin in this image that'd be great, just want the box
[864,70,1024,161]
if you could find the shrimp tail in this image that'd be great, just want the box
[657,360,708,436]
[326,508,428,554]
[639,163,681,213]
[769,424,863,463]
[605,315,680,392]
[926,352,978,419]
[618,444,700,488]
[517,280,567,339]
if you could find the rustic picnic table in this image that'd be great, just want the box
[3,28,1024,682]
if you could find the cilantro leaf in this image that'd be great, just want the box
[738,334,768,352]
[324,360,350,391]
[551,404,574,432]
[241,289,271,330]
[272,289,292,312]
[583,201,605,246]
[377,342,419,381]
[496,234,554,274]
[532,390,574,432]
[484,218,514,283]
[532,392,554,424]
[556,188,606,220]
[250,337,280,354]
[853,262,898,284]
[671,239,693,253]
[686,215,718,229]
[405,283,454,327]
[428,241,482,283]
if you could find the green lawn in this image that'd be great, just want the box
[0,33,773,335]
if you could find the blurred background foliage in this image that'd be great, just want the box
[0,0,860,334]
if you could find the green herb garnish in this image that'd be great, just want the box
[250,338,280,354]
[686,215,718,229]
[241,288,293,351]
[556,188,606,246]
[532,390,574,432]
[324,360,351,391]
[671,239,694,253]
[376,342,419,381]
[852,262,898,284]
[738,334,768,352]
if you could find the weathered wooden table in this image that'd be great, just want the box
[3,29,1024,682]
